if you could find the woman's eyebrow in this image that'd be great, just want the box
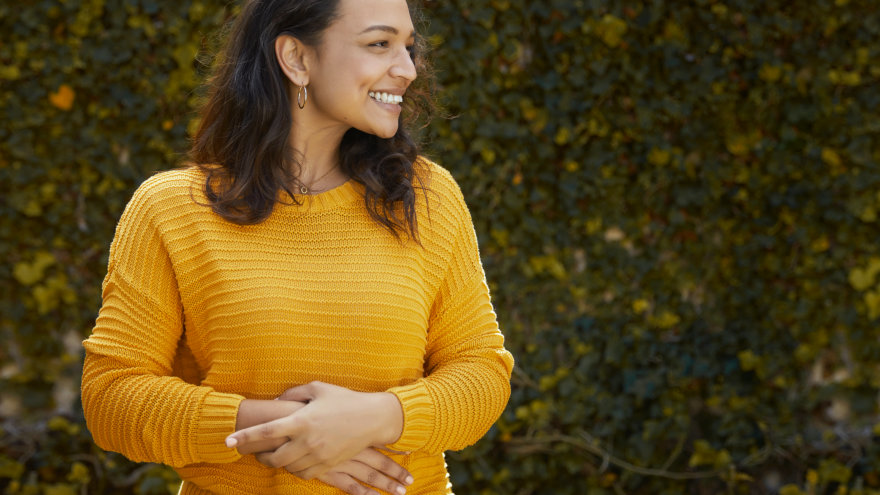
[358,25,416,37]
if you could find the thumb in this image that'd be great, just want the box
[277,381,319,402]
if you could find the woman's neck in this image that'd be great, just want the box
[290,120,349,192]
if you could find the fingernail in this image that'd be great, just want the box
[225,437,238,448]
[396,486,406,495]
[405,475,414,485]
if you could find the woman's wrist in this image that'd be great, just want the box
[371,392,404,447]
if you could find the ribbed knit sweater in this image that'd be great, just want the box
[81,159,514,494]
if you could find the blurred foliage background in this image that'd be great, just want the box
[2,0,880,493]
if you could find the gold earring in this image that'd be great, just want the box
[297,84,308,109]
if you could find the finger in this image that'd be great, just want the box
[294,461,334,481]
[337,458,408,495]
[277,381,321,402]
[353,449,413,486]
[288,454,335,480]
[255,439,307,470]
[317,471,379,495]
[226,414,302,449]
[235,436,288,455]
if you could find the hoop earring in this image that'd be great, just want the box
[297,84,308,109]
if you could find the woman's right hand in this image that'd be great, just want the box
[314,448,413,495]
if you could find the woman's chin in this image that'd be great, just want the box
[364,124,399,140]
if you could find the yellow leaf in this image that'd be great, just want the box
[554,126,570,145]
[663,21,686,43]
[585,218,602,235]
[780,485,806,495]
[596,14,627,48]
[867,257,880,278]
[0,65,22,80]
[632,298,649,314]
[759,64,783,82]
[13,251,55,286]
[67,462,91,484]
[539,375,556,391]
[647,147,671,166]
[49,84,75,111]
[822,148,842,167]
[480,148,496,165]
[811,235,829,253]
[848,267,874,291]
[856,48,869,66]
[738,349,760,371]
[688,440,716,467]
[841,70,861,86]
[828,69,841,84]
[512,172,522,185]
[725,133,752,156]
[43,484,77,495]
[650,310,680,329]
[865,290,880,319]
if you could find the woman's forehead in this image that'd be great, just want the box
[333,0,415,35]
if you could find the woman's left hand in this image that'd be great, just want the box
[225,381,404,480]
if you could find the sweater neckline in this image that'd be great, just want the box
[281,179,363,212]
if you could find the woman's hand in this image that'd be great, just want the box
[225,381,404,480]
[315,448,413,495]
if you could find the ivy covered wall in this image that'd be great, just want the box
[2,0,880,493]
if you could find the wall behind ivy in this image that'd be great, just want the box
[2,0,880,494]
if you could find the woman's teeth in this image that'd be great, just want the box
[369,91,403,104]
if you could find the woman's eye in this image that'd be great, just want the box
[370,41,389,48]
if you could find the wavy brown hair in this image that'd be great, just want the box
[189,0,434,240]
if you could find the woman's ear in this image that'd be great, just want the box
[275,35,310,87]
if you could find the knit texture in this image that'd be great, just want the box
[81,159,514,495]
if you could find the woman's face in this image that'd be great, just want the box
[305,0,417,139]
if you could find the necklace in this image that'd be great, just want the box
[298,165,338,195]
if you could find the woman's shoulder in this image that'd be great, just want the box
[413,156,475,240]
[123,166,207,221]
[134,166,203,197]
[415,156,467,210]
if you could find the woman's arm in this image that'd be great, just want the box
[81,178,247,468]
[382,170,514,455]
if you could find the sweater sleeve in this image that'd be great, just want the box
[386,175,514,454]
[81,178,245,467]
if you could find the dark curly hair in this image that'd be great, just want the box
[189,0,434,240]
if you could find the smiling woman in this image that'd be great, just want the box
[79,0,513,494]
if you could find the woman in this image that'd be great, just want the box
[81,0,514,493]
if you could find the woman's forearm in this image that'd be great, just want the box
[234,399,305,454]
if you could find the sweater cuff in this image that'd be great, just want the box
[386,381,435,452]
[194,391,246,463]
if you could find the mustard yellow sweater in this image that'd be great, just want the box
[81,160,514,494]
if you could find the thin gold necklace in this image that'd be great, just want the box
[299,165,338,195]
